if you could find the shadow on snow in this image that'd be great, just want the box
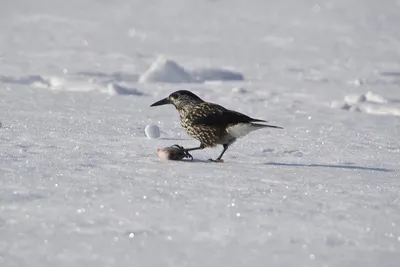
[265,162,393,172]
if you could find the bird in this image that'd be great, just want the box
[150,90,283,162]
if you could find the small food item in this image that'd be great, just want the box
[157,145,193,161]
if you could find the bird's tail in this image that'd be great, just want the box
[250,123,283,129]
[226,122,283,138]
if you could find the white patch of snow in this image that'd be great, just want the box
[347,78,364,86]
[44,76,104,93]
[344,94,365,105]
[362,105,400,117]
[1,73,145,96]
[331,92,400,116]
[363,91,388,104]
[139,56,192,84]
[0,74,50,87]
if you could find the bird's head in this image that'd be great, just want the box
[150,90,204,110]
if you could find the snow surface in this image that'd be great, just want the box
[1,0,400,266]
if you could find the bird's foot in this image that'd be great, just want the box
[207,158,224,163]
[171,145,193,161]
[183,151,193,161]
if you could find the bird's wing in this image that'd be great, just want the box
[191,103,266,127]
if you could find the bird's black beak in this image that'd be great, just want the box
[150,97,170,107]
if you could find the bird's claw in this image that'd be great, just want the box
[172,145,193,161]
[184,151,193,161]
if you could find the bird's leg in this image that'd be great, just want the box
[169,144,205,161]
[208,144,229,163]
[171,144,204,152]
[170,144,206,160]
[172,144,184,150]
[184,146,204,152]
[183,146,206,160]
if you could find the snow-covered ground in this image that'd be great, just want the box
[1,0,400,266]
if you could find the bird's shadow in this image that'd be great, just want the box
[177,158,215,163]
[186,159,211,163]
[265,162,393,172]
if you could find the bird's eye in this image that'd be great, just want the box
[170,94,177,100]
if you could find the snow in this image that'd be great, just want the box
[331,92,400,117]
[1,0,400,266]
[139,56,192,84]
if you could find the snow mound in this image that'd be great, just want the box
[139,56,192,83]
[0,74,144,96]
[344,92,388,105]
[331,92,400,117]
[0,74,98,92]
[0,74,50,88]
[362,105,400,116]
[139,56,245,84]
[45,76,101,92]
